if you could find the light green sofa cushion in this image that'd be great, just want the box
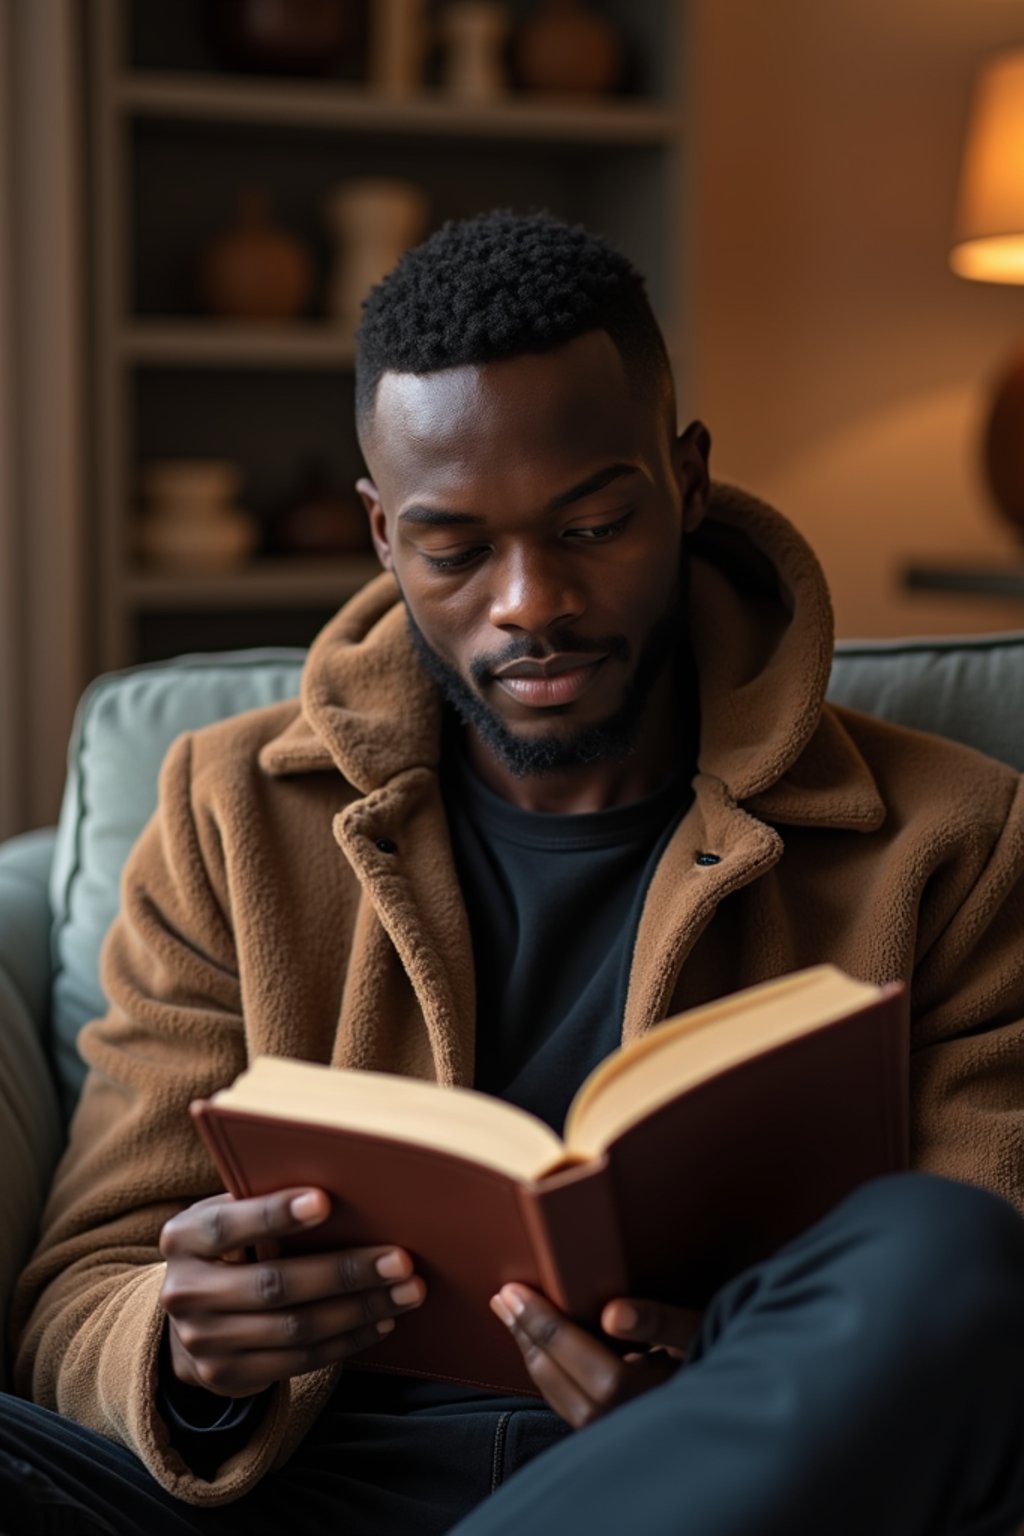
[829,632,1024,772]
[49,649,304,1113]
[0,827,63,1388]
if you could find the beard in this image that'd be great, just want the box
[404,591,689,779]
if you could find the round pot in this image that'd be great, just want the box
[512,0,624,95]
[197,190,314,321]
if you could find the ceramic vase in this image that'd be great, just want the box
[211,0,350,75]
[268,461,371,554]
[324,179,430,335]
[513,0,624,94]
[136,461,259,572]
[197,190,314,321]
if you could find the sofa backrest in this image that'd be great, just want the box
[48,632,1024,1114]
[50,649,305,1112]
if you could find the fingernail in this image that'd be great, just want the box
[376,1318,396,1335]
[501,1285,526,1318]
[376,1250,409,1279]
[614,1303,638,1332]
[490,1294,515,1327]
[289,1192,325,1223]
[390,1279,421,1307]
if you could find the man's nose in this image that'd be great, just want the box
[487,546,585,633]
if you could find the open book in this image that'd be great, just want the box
[192,965,908,1396]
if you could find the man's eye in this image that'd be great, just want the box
[422,546,486,572]
[567,512,634,542]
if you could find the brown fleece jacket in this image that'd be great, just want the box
[12,485,1024,1506]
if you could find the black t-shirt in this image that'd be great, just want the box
[442,739,693,1132]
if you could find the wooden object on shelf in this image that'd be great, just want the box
[324,178,430,332]
[197,189,315,320]
[210,0,351,76]
[369,0,428,98]
[136,459,260,572]
[440,3,511,104]
[512,0,625,95]
[268,460,372,555]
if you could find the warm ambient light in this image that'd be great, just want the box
[950,48,1024,284]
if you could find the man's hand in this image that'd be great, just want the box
[158,1188,425,1397]
[490,1283,703,1429]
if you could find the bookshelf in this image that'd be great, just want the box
[86,0,691,668]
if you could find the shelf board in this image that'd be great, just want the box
[122,321,356,368]
[124,556,381,610]
[118,72,678,145]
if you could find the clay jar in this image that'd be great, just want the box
[268,461,372,555]
[512,0,624,94]
[211,0,350,75]
[198,190,314,321]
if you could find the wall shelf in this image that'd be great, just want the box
[121,322,356,368]
[124,557,382,610]
[118,72,678,145]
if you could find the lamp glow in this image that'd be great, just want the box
[950,48,1024,284]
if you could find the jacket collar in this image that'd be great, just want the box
[258,484,884,833]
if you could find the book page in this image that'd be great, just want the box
[564,967,882,1157]
[212,1057,569,1182]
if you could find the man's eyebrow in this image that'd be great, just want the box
[398,506,484,526]
[546,463,639,512]
[398,465,640,527]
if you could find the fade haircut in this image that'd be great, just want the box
[354,210,674,446]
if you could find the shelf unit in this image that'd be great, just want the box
[85,0,691,670]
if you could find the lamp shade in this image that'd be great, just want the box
[950,47,1024,283]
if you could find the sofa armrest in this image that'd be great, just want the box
[0,828,64,1390]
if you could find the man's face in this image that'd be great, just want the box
[358,330,708,779]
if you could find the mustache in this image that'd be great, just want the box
[469,631,629,687]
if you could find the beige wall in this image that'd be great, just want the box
[691,0,1024,638]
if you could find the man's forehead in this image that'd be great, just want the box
[370,332,640,468]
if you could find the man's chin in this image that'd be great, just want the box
[469,702,638,778]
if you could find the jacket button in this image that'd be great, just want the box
[695,852,720,866]
[375,838,398,854]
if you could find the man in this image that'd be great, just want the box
[5,211,1024,1535]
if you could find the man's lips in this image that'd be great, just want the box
[491,655,608,708]
[492,653,607,680]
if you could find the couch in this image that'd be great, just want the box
[2,631,1023,1389]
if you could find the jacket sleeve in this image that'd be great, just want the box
[908,772,1024,1214]
[10,731,299,1506]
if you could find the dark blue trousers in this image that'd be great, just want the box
[4,1172,1024,1535]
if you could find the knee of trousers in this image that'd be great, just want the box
[823,1170,1024,1349]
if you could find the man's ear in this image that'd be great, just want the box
[673,421,712,533]
[356,477,393,571]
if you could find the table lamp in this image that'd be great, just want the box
[950,47,1024,535]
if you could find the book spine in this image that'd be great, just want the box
[190,1102,284,1262]
[516,1155,628,1321]
[191,1100,254,1199]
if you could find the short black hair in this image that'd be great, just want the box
[354,210,673,442]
